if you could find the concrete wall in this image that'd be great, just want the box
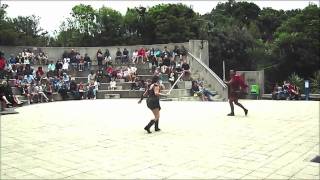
[238,70,265,95]
[188,52,228,101]
[0,42,188,62]
[188,40,209,67]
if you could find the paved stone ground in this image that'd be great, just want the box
[0,99,319,179]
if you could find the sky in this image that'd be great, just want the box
[2,0,319,36]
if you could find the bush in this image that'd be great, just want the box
[310,71,320,93]
[288,72,304,91]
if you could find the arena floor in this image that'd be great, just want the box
[1,99,319,179]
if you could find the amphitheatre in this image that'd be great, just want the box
[0,40,319,179]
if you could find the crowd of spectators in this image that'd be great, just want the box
[272,81,301,100]
[0,45,191,111]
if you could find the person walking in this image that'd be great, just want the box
[224,70,248,116]
[138,76,166,133]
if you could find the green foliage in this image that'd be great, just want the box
[310,71,320,93]
[288,72,304,91]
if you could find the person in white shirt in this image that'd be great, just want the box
[62,58,69,71]
[87,70,96,84]
[132,50,138,64]
[110,79,117,90]
[36,82,49,102]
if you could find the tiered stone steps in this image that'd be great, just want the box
[10,57,223,102]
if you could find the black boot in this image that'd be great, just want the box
[155,120,161,131]
[144,120,155,134]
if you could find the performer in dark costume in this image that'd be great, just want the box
[224,70,248,116]
[138,75,166,133]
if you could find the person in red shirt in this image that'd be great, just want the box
[138,48,146,64]
[36,66,45,81]
[224,70,248,116]
[0,51,6,79]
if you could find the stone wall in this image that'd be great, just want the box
[237,70,265,95]
[0,42,188,62]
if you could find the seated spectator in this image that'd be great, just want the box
[78,81,86,99]
[147,48,154,60]
[122,48,129,64]
[62,72,70,90]
[104,49,111,62]
[0,51,6,79]
[9,54,16,65]
[115,48,122,64]
[42,78,54,102]
[173,46,181,61]
[1,80,23,106]
[128,65,137,82]
[181,61,191,80]
[47,61,56,77]
[78,56,85,72]
[180,45,188,62]
[88,70,96,84]
[155,48,161,63]
[36,66,45,82]
[70,49,77,70]
[87,81,98,99]
[116,67,123,79]
[70,80,80,100]
[23,74,35,84]
[161,46,171,61]
[36,81,49,103]
[84,53,91,71]
[132,49,138,64]
[58,78,69,100]
[110,78,117,90]
[75,52,81,68]
[22,64,32,76]
[96,69,104,84]
[0,80,12,110]
[272,83,284,100]
[287,82,301,100]
[123,67,130,82]
[36,52,48,65]
[149,48,158,67]
[198,81,216,101]
[190,80,202,97]
[27,81,39,104]
[52,76,61,92]
[62,58,70,71]
[55,59,63,73]
[105,65,114,82]
[168,71,176,88]
[97,49,104,69]
[138,48,147,64]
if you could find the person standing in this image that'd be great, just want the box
[224,70,248,116]
[138,76,166,134]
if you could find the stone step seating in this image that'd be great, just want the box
[15,88,194,102]
[162,91,220,102]
[74,74,169,84]
[99,82,171,90]
[104,94,120,99]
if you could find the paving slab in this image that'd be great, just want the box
[1,99,319,179]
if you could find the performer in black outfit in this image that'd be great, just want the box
[138,76,166,134]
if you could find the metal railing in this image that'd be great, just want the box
[187,52,227,89]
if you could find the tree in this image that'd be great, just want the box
[272,5,320,80]
[148,3,200,43]
[95,6,123,45]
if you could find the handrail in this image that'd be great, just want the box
[187,52,227,89]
